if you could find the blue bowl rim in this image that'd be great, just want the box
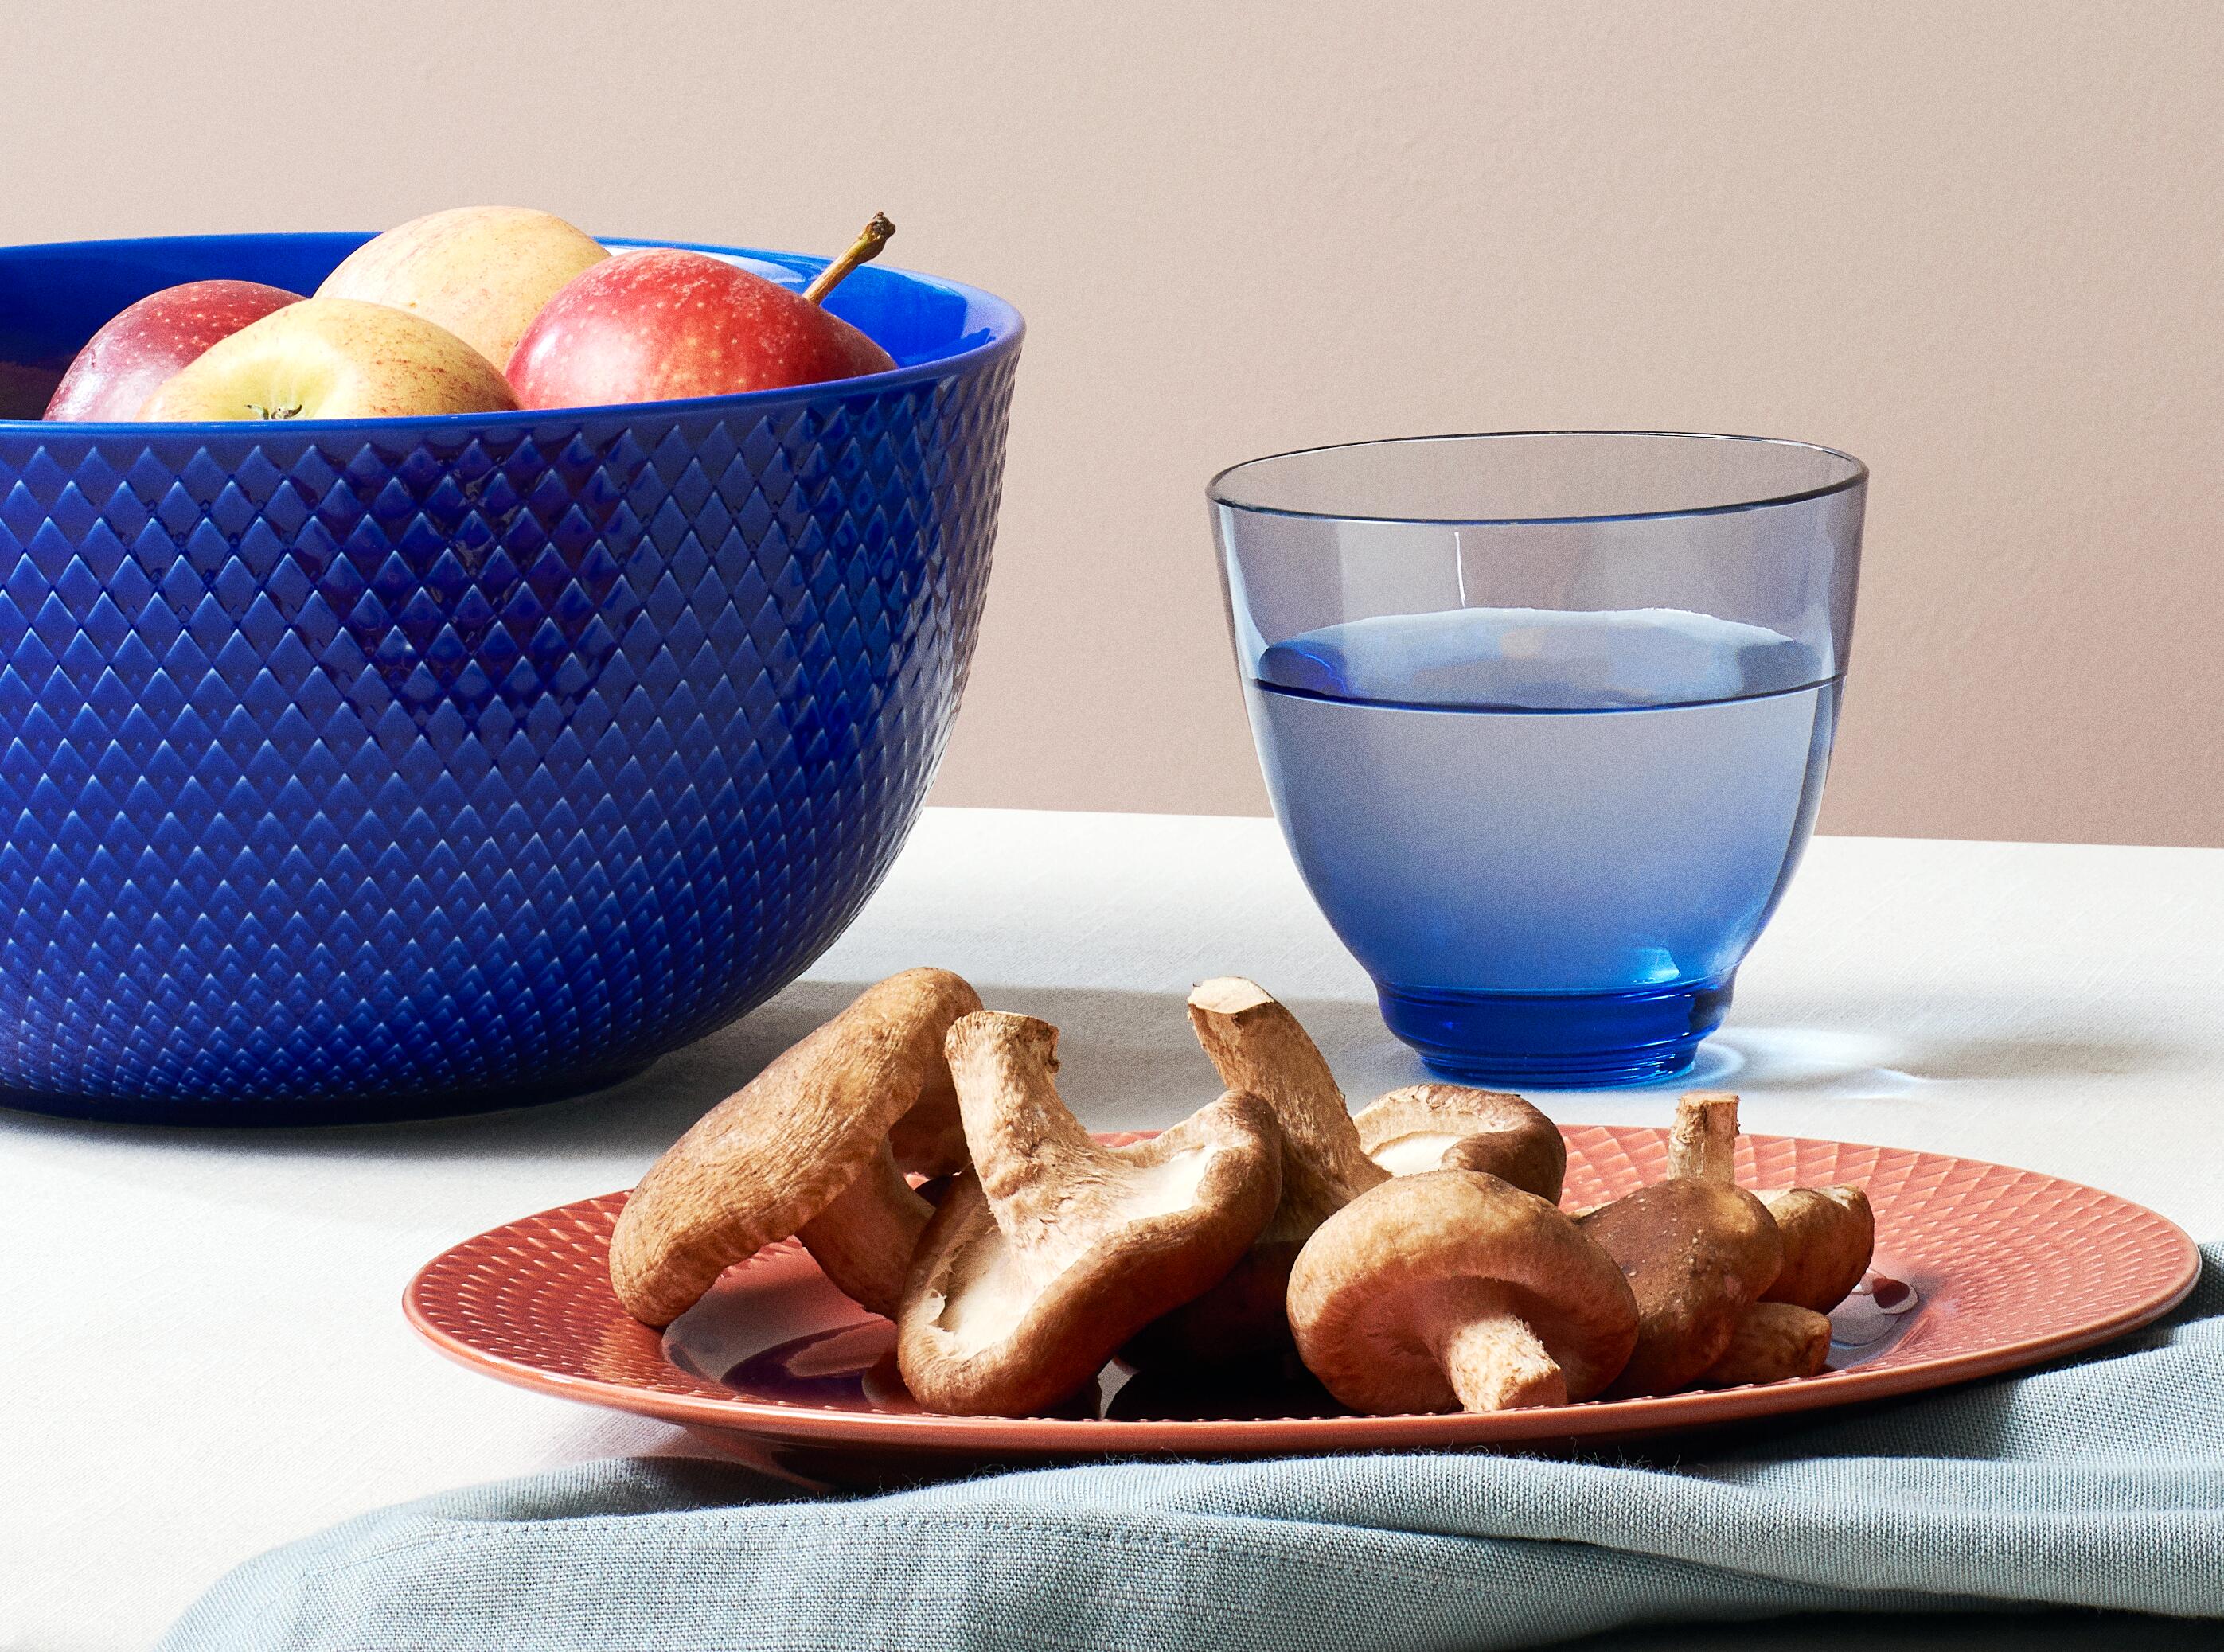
[0,230,1024,437]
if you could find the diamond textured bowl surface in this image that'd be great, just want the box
[0,233,1020,1123]
[405,1125,2200,1479]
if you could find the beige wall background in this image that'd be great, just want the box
[5,2,2219,845]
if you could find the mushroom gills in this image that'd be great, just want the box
[933,1241,1036,1358]
[938,1147,1219,1356]
[1369,1132,1469,1178]
[1116,1146,1216,1221]
[1326,1273,1570,1412]
[1353,1084,1567,1203]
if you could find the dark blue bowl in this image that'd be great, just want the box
[0,232,1020,1124]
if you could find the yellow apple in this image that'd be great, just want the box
[315,206,608,371]
[136,298,519,420]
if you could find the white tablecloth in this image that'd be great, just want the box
[4,808,2220,1650]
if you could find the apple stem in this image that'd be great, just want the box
[802,213,895,306]
[245,402,302,421]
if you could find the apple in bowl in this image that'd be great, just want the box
[44,279,301,420]
[45,208,906,425]
[137,297,517,420]
[315,205,608,372]
[509,216,899,407]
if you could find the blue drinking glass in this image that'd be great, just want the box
[1210,431,1865,1087]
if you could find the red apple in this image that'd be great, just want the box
[507,248,895,408]
[45,279,302,420]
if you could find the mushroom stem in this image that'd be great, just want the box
[1188,976,1384,1225]
[1127,978,1388,1374]
[1432,1299,1570,1412]
[794,1141,931,1319]
[1668,1092,1740,1184]
[944,1012,1106,1237]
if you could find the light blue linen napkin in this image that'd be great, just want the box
[160,1250,2222,1651]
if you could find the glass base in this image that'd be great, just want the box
[1376,976,1735,1089]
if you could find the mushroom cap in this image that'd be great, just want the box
[1579,1179,1784,1398]
[1660,1090,1872,1318]
[1700,1300,1832,1387]
[896,1013,1283,1416]
[1355,1084,1567,1202]
[1120,1238,1306,1370]
[1761,1185,1876,1312]
[609,967,981,1326]
[1287,1170,1638,1414]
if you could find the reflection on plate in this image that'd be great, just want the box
[677,1268,1921,1420]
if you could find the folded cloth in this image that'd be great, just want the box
[161,1250,2223,1652]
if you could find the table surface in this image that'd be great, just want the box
[6,807,2221,1650]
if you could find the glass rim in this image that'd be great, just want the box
[1206,429,1869,528]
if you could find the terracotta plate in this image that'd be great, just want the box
[405,1128,2199,1479]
